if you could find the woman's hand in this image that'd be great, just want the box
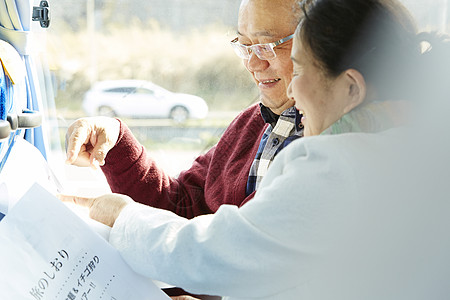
[58,193,134,227]
[170,297,200,300]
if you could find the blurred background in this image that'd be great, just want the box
[46,1,259,176]
[48,0,256,117]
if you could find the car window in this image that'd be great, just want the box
[104,87,137,94]
[135,88,155,95]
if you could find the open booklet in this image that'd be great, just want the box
[0,138,170,299]
[0,182,170,299]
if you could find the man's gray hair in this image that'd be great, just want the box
[292,0,312,27]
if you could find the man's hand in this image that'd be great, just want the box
[58,193,134,227]
[170,297,200,300]
[65,117,120,168]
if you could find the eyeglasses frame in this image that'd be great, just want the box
[230,34,295,60]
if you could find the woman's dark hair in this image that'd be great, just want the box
[298,0,450,101]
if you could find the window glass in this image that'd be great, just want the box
[135,88,154,95]
[105,87,136,93]
[402,0,449,31]
[46,0,257,194]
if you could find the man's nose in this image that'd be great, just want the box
[245,52,269,72]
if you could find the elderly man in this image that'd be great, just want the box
[65,0,302,297]
[66,0,302,216]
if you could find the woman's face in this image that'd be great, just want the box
[287,37,365,136]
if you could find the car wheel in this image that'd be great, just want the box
[98,106,116,117]
[169,106,189,123]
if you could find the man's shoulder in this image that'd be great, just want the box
[227,103,264,129]
[237,102,263,118]
[215,103,266,149]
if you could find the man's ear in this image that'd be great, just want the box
[341,69,366,114]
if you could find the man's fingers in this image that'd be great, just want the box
[66,117,120,168]
[90,133,112,167]
[65,120,91,164]
[57,194,95,208]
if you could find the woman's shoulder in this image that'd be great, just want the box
[276,129,404,169]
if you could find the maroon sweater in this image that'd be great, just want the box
[102,103,267,219]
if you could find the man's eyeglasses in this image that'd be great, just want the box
[230,34,294,61]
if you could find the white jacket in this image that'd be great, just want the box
[109,126,450,299]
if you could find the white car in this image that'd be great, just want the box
[82,80,208,122]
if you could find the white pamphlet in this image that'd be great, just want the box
[0,183,170,300]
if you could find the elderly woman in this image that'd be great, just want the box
[61,0,450,299]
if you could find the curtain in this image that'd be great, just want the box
[0,0,55,160]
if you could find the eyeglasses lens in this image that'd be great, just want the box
[232,44,250,59]
[232,44,276,60]
[253,44,276,60]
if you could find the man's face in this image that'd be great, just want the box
[237,0,298,114]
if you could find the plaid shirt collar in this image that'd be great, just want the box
[259,103,303,133]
